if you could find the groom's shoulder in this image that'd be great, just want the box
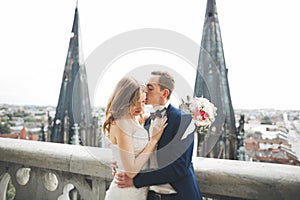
[168,104,180,115]
[168,104,191,118]
[168,104,185,113]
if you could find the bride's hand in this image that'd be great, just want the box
[150,116,168,143]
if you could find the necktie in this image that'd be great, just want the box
[149,108,167,120]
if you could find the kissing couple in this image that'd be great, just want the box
[103,70,202,200]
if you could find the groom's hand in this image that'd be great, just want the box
[115,172,134,188]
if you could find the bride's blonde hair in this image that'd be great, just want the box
[102,76,145,135]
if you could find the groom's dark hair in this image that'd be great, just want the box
[151,71,174,100]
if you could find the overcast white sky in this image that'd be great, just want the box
[0,0,300,110]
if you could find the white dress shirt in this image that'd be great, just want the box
[148,102,177,194]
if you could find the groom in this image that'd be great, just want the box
[115,71,203,200]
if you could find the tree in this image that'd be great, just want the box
[260,116,273,125]
[6,179,16,200]
[0,123,11,134]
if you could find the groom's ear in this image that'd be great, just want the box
[162,89,170,99]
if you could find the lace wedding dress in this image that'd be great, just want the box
[104,118,149,200]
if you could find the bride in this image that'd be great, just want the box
[103,76,167,200]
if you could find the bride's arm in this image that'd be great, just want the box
[117,130,156,178]
[115,118,167,178]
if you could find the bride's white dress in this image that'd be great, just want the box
[104,118,149,200]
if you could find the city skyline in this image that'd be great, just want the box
[1,0,300,110]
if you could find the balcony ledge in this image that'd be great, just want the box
[1,138,300,200]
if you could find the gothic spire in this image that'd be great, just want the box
[194,0,237,159]
[51,5,92,146]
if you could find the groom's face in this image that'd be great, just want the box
[145,75,164,106]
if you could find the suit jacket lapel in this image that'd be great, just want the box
[144,117,151,140]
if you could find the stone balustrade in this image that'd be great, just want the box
[1,138,300,200]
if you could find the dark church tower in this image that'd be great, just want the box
[51,5,93,146]
[194,0,237,159]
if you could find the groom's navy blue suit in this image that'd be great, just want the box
[133,104,203,200]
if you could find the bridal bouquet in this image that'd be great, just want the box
[180,96,217,134]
